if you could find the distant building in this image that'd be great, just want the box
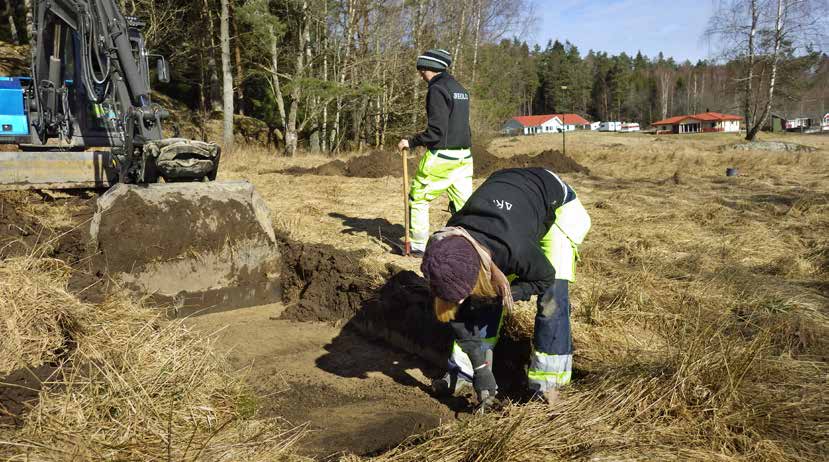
[501,115,562,135]
[823,113,829,131]
[771,114,813,132]
[501,113,590,135]
[770,114,786,132]
[620,122,640,132]
[590,121,601,131]
[599,121,621,132]
[652,112,743,134]
[551,114,591,131]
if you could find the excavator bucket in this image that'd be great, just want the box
[86,181,282,314]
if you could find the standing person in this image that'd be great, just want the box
[420,168,591,408]
[398,49,472,257]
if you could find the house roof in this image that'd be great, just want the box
[552,114,591,125]
[511,115,558,127]
[511,113,590,127]
[652,112,744,126]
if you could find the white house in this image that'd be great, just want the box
[599,121,621,132]
[501,115,563,135]
[590,122,601,131]
[653,112,743,134]
[502,114,591,135]
[553,114,591,132]
[823,113,829,131]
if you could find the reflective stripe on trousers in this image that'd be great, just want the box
[409,149,473,251]
[528,279,573,392]
[528,351,573,390]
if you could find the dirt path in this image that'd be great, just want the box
[184,304,456,459]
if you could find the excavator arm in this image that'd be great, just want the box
[0,0,220,188]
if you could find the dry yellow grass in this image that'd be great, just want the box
[224,131,827,461]
[0,255,309,461]
[2,129,827,460]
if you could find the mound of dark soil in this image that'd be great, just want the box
[278,238,453,365]
[275,146,589,179]
[274,150,420,178]
[0,364,58,427]
[472,146,590,177]
[278,237,377,322]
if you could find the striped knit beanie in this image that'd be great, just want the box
[416,49,452,72]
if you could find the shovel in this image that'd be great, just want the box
[401,146,412,256]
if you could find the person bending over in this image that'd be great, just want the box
[420,167,591,407]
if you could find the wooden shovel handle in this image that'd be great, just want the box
[401,147,411,256]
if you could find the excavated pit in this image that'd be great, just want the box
[271,147,590,178]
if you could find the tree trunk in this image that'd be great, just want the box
[452,0,467,76]
[24,0,33,42]
[198,34,208,140]
[411,0,427,126]
[743,0,758,139]
[747,0,784,141]
[471,0,482,86]
[321,0,329,153]
[269,26,287,129]
[205,0,222,112]
[332,0,355,153]
[220,0,235,150]
[285,0,309,157]
[659,71,671,120]
[5,1,19,45]
[230,0,245,115]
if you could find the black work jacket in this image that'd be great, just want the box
[409,73,472,150]
[447,168,572,301]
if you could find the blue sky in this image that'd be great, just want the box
[531,0,716,63]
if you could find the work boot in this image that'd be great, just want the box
[431,371,472,397]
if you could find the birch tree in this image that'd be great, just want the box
[220,0,235,149]
[708,0,828,140]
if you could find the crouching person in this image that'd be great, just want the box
[420,168,591,408]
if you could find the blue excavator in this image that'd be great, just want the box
[0,1,282,313]
[0,0,220,189]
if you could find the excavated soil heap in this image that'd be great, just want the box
[275,150,420,178]
[472,147,590,177]
[275,146,589,178]
[278,237,377,321]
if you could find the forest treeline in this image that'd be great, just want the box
[1,0,827,154]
